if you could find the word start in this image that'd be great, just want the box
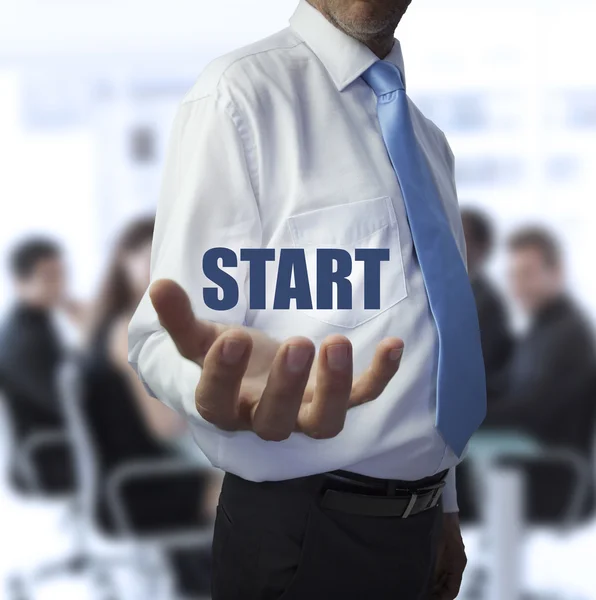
[203,247,390,311]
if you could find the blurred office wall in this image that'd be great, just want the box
[0,0,297,311]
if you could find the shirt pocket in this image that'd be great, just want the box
[286,196,407,329]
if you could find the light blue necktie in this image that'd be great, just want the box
[362,61,487,457]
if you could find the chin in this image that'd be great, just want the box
[343,0,409,34]
[350,0,410,13]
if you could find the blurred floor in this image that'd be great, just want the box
[0,409,174,600]
[1,404,595,600]
[460,524,596,599]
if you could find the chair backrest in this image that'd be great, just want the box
[75,350,165,472]
[0,382,73,495]
[57,355,100,519]
[0,389,17,486]
[0,389,17,463]
[545,369,596,457]
[57,350,169,521]
[592,410,596,512]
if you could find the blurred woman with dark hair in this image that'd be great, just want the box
[88,215,186,439]
[85,215,214,596]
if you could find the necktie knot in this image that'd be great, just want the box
[362,61,405,97]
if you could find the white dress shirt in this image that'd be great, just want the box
[128,0,468,512]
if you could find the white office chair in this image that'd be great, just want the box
[0,387,124,600]
[462,432,593,600]
[59,355,214,600]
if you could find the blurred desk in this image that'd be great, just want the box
[469,432,542,461]
[468,431,542,600]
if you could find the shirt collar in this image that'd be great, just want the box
[289,0,406,92]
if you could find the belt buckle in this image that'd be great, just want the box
[426,480,446,509]
[401,493,418,519]
[401,479,446,518]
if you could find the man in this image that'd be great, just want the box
[0,238,76,491]
[462,208,513,397]
[458,208,513,522]
[128,1,487,598]
[483,228,596,519]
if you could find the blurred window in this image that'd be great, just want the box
[547,89,596,131]
[486,93,522,131]
[448,94,487,131]
[416,93,487,132]
[545,155,582,183]
[416,92,520,133]
[455,156,524,186]
[22,74,92,130]
[129,78,196,100]
[564,90,596,129]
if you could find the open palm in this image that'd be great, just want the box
[150,279,404,441]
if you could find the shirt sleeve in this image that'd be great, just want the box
[441,467,459,513]
[127,92,261,444]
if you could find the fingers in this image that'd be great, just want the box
[296,336,403,439]
[349,337,404,407]
[252,338,315,441]
[444,575,463,600]
[298,335,353,439]
[432,573,462,600]
[150,279,225,366]
[439,553,466,600]
[431,561,450,600]
[432,522,466,600]
[195,329,252,430]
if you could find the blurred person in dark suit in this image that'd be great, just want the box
[0,238,80,492]
[484,227,596,520]
[462,208,513,397]
[86,216,216,596]
[457,209,514,522]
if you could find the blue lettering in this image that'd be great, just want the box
[317,249,352,310]
[202,247,390,310]
[273,249,313,310]
[355,248,390,309]
[240,249,275,310]
[203,247,239,311]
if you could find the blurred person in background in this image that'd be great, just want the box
[0,237,82,492]
[87,216,188,441]
[462,208,513,397]
[458,208,514,523]
[483,227,596,520]
[85,216,216,596]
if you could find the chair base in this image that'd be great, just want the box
[6,552,123,600]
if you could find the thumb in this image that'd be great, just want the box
[149,279,221,366]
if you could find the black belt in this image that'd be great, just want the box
[319,469,448,519]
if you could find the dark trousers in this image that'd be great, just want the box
[212,471,444,600]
